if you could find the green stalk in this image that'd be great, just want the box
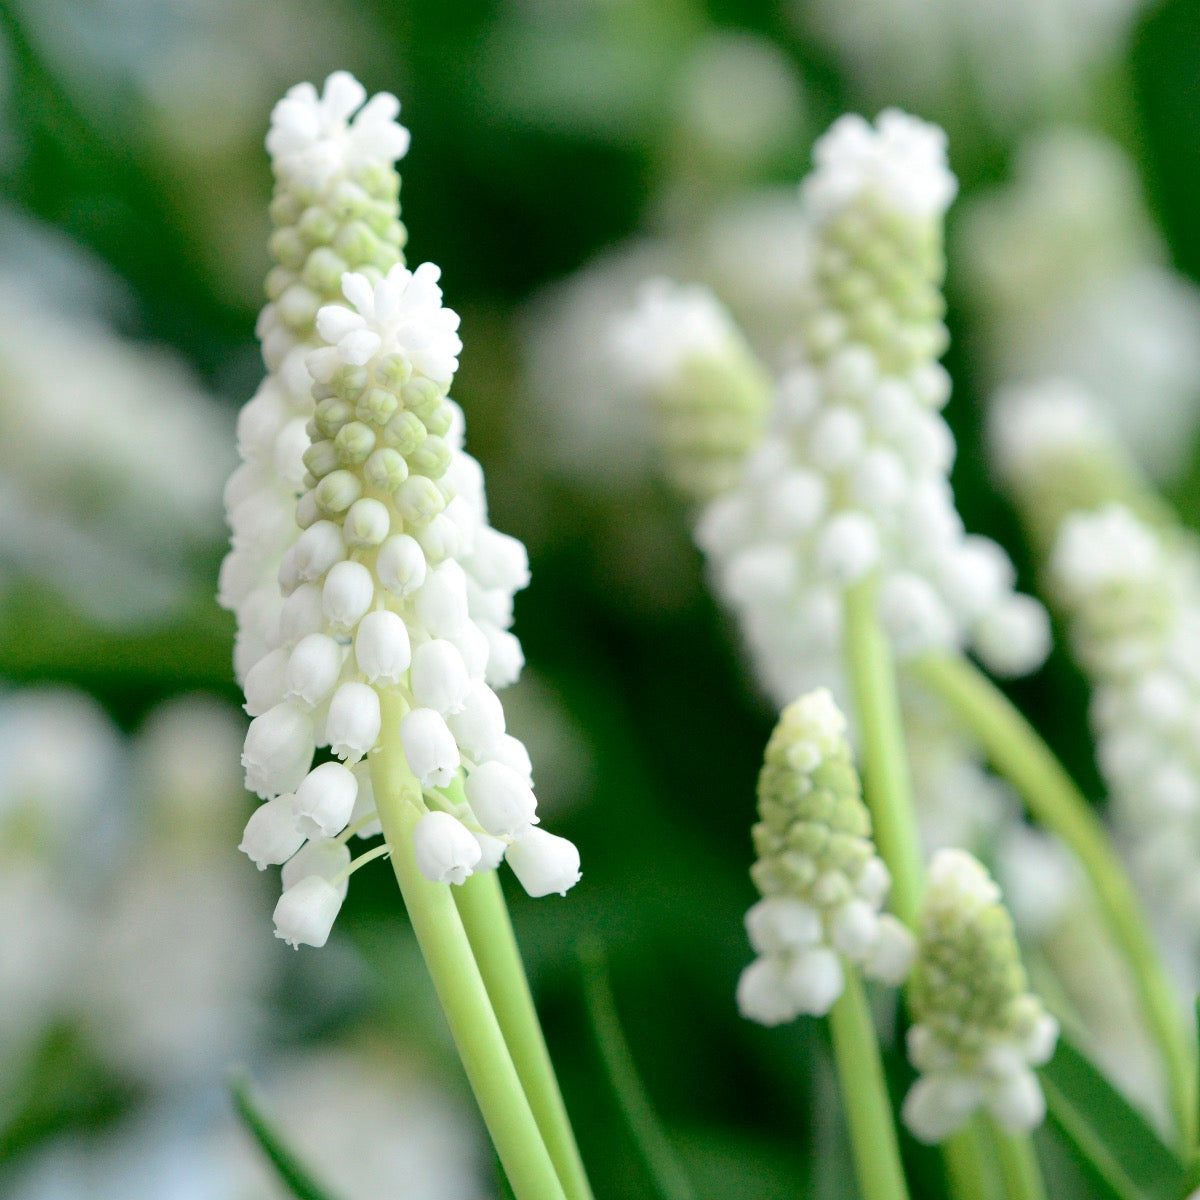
[843,584,998,1198]
[991,1128,1047,1200]
[942,1125,998,1200]
[843,580,924,926]
[912,651,1196,1154]
[455,870,594,1200]
[827,969,911,1200]
[370,692,568,1200]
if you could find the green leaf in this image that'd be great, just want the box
[227,1067,342,1200]
[578,943,698,1200]
[1041,1035,1185,1200]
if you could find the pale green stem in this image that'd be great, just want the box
[991,1127,1047,1200]
[942,1124,998,1200]
[369,692,568,1200]
[455,869,594,1200]
[827,969,911,1200]
[912,651,1197,1155]
[843,584,998,1195]
[843,579,924,927]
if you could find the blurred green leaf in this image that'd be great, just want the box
[580,943,698,1200]
[1042,1036,1184,1200]
[227,1067,341,1200]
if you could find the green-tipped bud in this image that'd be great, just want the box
[610,280,772,504]
[902,849,1058,1144]
[737,689,914,1026]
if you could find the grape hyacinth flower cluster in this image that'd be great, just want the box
[1050,504,1200,944]
[223,73,580,950]
[903,849,1058,1143]
[738,689,914,1025]
[614,110,1050,711]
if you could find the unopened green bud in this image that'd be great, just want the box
[303,247,349,295]
[356,387,400,427]
[384,410,426,456]
[298,205,338,246]
[402,377,442,421]
[315,469,362,515]
[364,447,409,492]
[335,421,376,465]
[396,475,445,525]
[377,352,413,392]
[303,439,340,480]
[313,398,352,439]
[409,435,451,479]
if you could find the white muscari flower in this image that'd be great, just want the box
[239,795,307,869]
[354,609,412,683]
[902,849,1058,1143]
[242,703,315,799]
[738,689,915,1025]
[325,681,382,762]
[226,73,578,947]
[464,761,538,839]
[273,874,344,949]
[401,708,462,789]
[504,827,582,898]
[415,810,484,885]
[293,761,358,839]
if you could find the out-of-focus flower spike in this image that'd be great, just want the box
[902,849,1057,1143]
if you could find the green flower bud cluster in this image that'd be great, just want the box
[802,195,947,377]
[657,344,773,503]
[737,689,913,1026]
[263,168,407,364]
[610,280,772,505]
[903,848,1057,1143]
[298,347,459,551]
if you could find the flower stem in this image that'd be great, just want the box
[843,580,924,927]
[827,968,911,1200]
[455,869,595,1200]
[990,1127,1046,1200]
[942,1124,997,1200]
[912,651,1197,1155]
[370,692,568,1200]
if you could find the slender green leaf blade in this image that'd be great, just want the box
[1041,1036,1184,1200]
[579,944,698,1200]
[227,1067,342,1200]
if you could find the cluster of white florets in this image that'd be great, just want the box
[224,75,579,950]
[903,849,1058,1144]
[802,109,958,225]
[737,689,914,1025]
[1050,504,1200,932]
[267,71,412,192]
[679,112,1048,706]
